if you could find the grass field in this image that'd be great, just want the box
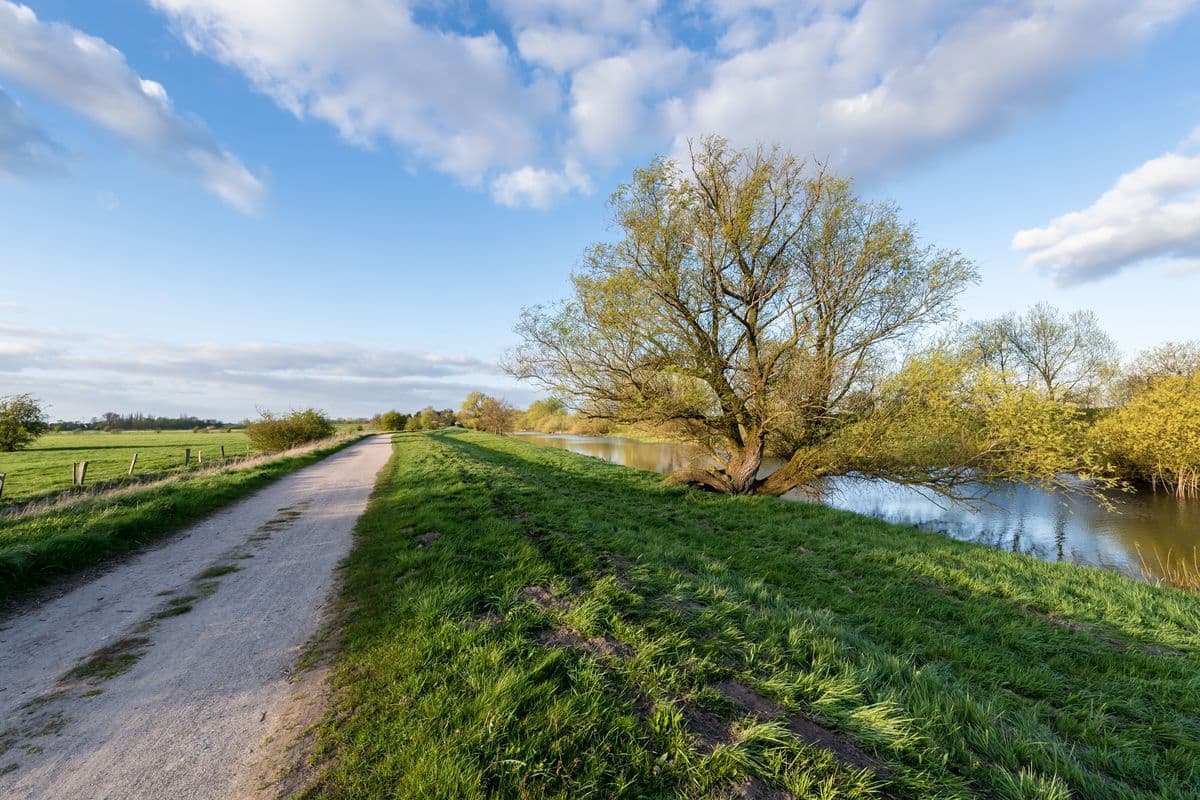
[307,430,1199,799]
[0,430,254,504]
[0,435,361,604]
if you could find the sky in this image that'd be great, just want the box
[1,0,1198,421]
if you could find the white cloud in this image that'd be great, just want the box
[491,159,590,208]
[0,1,264,211]
[672,0,1194,178]
[0,87,65,177]
[144,0,1193,208]
[1013,132,1200,284]
[150,0,554,186]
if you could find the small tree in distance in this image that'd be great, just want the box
[0,394,49,451]
[379,410,408,431]
[479,396,517,435]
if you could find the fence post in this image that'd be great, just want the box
[0,472,6,499]
[76,461,88,485]
[198,450,203,465]
[128,453,138,475]
[72,462,79,485]
[220,445,226,462]
[184,448,191,467]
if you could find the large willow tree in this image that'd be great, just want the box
[507,137,1087,496]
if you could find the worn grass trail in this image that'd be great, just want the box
[310,430,1200,799]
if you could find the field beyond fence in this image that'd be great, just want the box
[0,430,253,504]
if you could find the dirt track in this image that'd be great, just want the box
[0,434,392,799]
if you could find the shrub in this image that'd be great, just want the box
[0,394,49,451]
[379,410,408,431]
[245,409,336,453]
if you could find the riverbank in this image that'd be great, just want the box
[308,430,1199,799]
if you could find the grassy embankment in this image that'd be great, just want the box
[308,430,1199,799]
[0,430,253,504]
[0,435,363,604]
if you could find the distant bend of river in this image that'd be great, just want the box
[513,432,1200,585]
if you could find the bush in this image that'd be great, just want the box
[0,394,49,451]
[379,410,408,431]
[245,409,336,453]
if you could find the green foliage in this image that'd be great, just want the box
[0,394,49,452]
[1093,373,1200,497]
[245,409,335,453]
[379,410,408,431]
[310,431,1200,799]
[830,351,1112,499]
[404,406,457,431]
[458,391,487,430]
[508,136,976,495]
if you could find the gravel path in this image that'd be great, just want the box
[0,434,393,799]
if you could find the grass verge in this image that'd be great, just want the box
[309,430,1199,799]
[0,436,364,605]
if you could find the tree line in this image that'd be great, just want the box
[505,135,1200,499]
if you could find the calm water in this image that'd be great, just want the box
[514,433,1200,583]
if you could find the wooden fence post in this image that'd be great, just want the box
[184,448,191,467]
[128,453,138,475]
[220,445,226,462]
[0,472,6,499]
[198,450,203,465]
[74,461,88,486]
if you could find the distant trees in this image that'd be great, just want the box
[403,407,456,431]
[1113,340,1200,403]
[379,410,409,431]
[458,392,487,430]
[0,394,48,451]
[54,412,230,432]
[479,397,517,435]
[245,409,335,453]
[523,398,572,433]
[966,304,1119,405]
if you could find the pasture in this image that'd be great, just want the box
[0,430,252,504]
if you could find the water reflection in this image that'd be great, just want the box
[514,432,1200,582]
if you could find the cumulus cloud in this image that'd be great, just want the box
[1013,130,1200,284]
[0,87,66,177]
[672,0,1194,178]
[0,1,263,211]
[491,159,590,208]
[150,0,555,187]
[0,321,524,419]
[143,0,1192,208]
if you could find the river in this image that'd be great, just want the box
[513,432,1200,584]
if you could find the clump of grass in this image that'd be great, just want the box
[63,637,150,682]
[305,430,1200,799]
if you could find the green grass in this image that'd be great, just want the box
[0,437,361,604]
[309,430,1200,799]
[0,430,253,504]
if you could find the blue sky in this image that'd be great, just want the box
[1,0,1198,421]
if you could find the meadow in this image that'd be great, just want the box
[0,435,360,604]
[0,430,253,504]
[308,430,1200,799]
